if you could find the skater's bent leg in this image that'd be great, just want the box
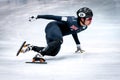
[41,21,63,56]
[41,40,62,56]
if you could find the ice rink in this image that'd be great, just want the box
[0,0,120,80]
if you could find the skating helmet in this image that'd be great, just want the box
[77,7,93,18]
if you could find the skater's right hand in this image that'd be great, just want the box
[75,44,85,53]
[29,16,37,22]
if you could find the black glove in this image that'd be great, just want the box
[75,44,85,53]
[29,16,37,22]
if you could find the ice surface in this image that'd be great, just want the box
[0,0,120,80]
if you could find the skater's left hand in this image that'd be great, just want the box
[29,16,37,22]
[75,44,85,53]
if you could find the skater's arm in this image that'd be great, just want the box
[72,33,80,45]
[36,15,68,21]
[72,33,85,53]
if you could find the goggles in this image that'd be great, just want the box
[86,17,92,21]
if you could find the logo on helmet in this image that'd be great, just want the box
[78,12,86,17]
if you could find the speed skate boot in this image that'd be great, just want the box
[20,43,33,53]
[16,41,33,56]
[32,54,45,63]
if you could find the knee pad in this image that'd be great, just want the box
[47,39,62,50]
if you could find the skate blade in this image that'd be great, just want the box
[16,41,26,56]
[26,62,47,64]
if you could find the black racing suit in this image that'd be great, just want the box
[32,15,87,56]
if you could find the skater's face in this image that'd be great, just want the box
[80,17,92,26]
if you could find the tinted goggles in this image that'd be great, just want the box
[86,17,92,21]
